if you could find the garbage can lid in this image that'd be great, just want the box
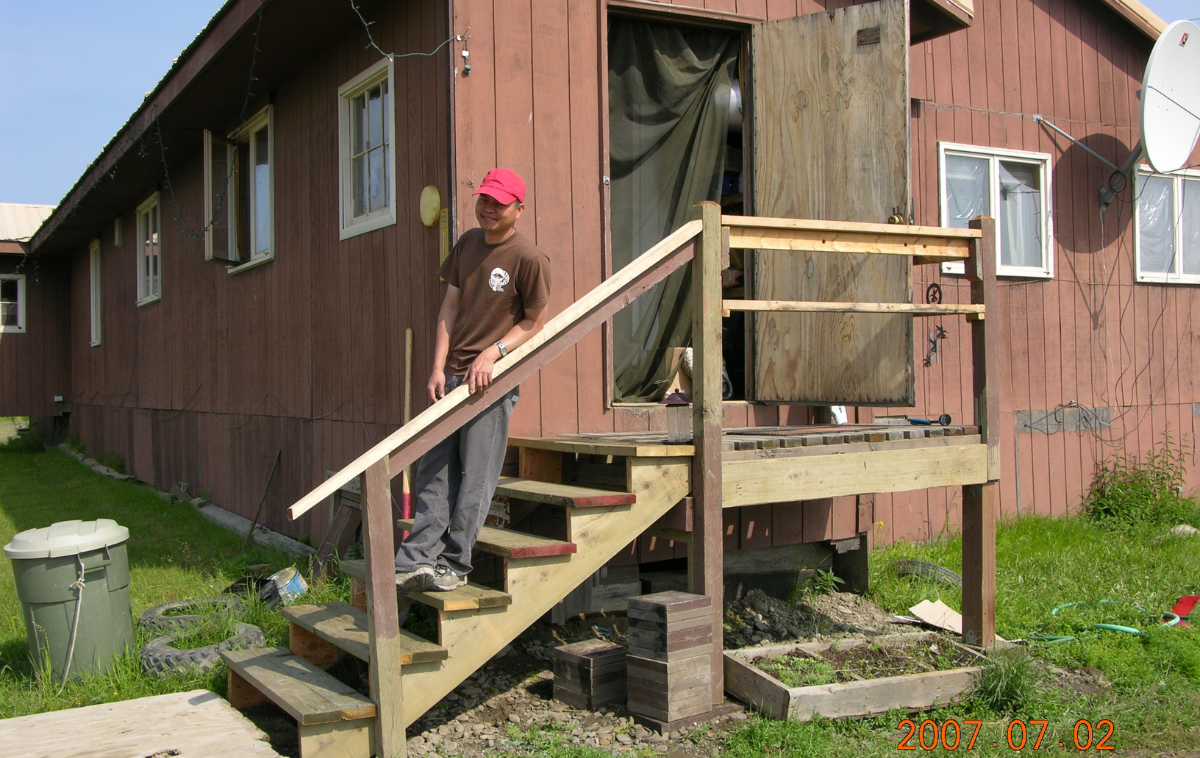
[3,519,130,560]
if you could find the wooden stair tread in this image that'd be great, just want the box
[281,602,448,664]
[495,477,636,508]
[338,559,512,611]
[396,518,577,559]
[220,646,376,726]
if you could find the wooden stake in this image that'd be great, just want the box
[363,458,405,756]
[402,329,414,523]
[690,201,725,708]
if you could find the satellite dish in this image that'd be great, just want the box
[1141,20,1200,173]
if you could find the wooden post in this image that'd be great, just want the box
[363,459,406,756]
[962,216,999,647]
[690,201,725,708]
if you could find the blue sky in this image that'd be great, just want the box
[0,0,1195,206]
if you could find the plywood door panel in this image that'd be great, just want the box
[751,0,913,405]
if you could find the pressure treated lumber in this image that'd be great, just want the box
[339,559,512,611]
[494,476,636,507]
[288,220,701,521]
[0,689,283,758]
[722,444,988,507]
[363,456,406,757]
[691,202,725,709]
[221,647,375,725]
[962,216,1000,648]
[395,519,577,559]
[725,300,985,317]
[397,457,691,728]
[281,602,447,665]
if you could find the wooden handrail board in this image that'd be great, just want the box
[220,647,376,726]
[338,559,511,611]
[395,519,577,559]
[281,602,447,664]
[724,300,985,317]
[287,220,702,521]
[510,436,694,457]
[495,477,636,508]
[721,215,982,238]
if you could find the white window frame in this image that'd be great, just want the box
[0,273,26,334]
[337,58,397,240]
[938,142,1054,279]
[204,106,275,272]
[89,239,102,346]
[136,193,161,305]
[1134,166,1200,284]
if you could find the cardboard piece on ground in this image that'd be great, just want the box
[909,599,1006,642]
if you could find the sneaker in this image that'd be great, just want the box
[395,565,434,592]
[431,564,468,592]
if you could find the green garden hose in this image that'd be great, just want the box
[1030,600,1180,643]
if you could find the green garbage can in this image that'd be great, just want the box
[4,519,134,681]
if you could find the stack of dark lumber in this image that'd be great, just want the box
[552,639,627,709]
[625,592,713,723]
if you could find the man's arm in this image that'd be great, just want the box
[429,286,461,401]
[464,304,548,393]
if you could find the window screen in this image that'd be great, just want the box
[999,161,1043,269]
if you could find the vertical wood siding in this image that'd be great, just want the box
[67,0,448,538]
[0,254,70,417]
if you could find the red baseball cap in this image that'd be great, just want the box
[473,168,526,205]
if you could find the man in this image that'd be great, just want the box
[395,168,550,592]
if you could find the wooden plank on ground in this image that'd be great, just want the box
[221,647,375,725]
[0,689,283,758]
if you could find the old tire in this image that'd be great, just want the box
[137,596,245,634]
[139,623,266,678]
[895,560,962,588]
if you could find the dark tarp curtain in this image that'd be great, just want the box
[608,17,738,402]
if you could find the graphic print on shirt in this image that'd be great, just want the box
[488,267,511,292]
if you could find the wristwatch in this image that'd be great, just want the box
[495,341,508,358]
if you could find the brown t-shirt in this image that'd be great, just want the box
[439,229,551,374]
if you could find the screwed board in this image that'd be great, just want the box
[751,0,913,404]
[220,647,375,726]
[281,602,447,664]
[396,518,577,558]
[339,559,511,611]
[495,476,636,507]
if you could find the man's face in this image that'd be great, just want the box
[475,193,523,237]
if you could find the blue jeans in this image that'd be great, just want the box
[394,374,519,575]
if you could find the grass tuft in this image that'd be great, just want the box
[971,648,1037,713]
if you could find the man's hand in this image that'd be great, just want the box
[465,345,502,393]
[428,369,447,402]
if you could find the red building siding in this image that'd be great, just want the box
[0,253,70,418]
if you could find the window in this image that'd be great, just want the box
[338,59,396,239]
[204,106,274,270]
[89,240,101,346]
[939,143,1053,278]
[0,274,25,334]
[1135,167,1200,283]
[113,217,123,247]
[136,194,161,305]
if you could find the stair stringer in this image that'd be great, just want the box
[399,457,691,727]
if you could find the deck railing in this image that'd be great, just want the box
[283,205,999,756]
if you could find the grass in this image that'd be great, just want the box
[0,439,351,719]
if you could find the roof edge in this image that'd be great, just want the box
[31,0,267,253]
[1101,0,1167,40]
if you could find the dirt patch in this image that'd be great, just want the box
[724,588,911,649]
[750,636,977,687]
